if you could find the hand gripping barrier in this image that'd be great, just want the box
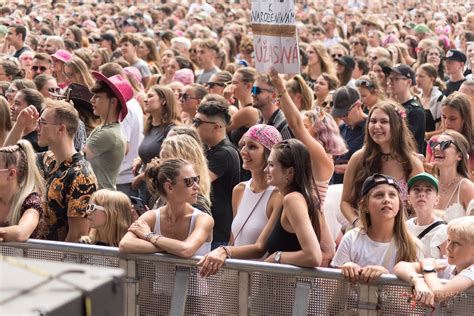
[1,240,473,315]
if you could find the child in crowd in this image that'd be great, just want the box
[394,216,474,306]
[406,172,447,259]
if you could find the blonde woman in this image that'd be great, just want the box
[303,42,336,91]
[285,75,314,111]
[0,140,45,241]
[64,56,95,90]
[81,189,133,247]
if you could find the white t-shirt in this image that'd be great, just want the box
[436,260,474,283]
[406,218,447,259]
[331,228,400,273]
[117,98,144,184]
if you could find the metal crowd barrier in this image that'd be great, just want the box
[1,240,473,315]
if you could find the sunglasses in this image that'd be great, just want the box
[331,54,343,59]
[251,86,273,95]
[86,204,106,213]
[180,175,200,187]
[350,41,360,45]
[322,101,333,108]
[179,93,200,101]
[429,140,459,151]
[355,79,374,89]
[48,87,61,95]
[189,48,197,54]
[192,118,221,128]
[32,65,48,72]
[205,82,226,89]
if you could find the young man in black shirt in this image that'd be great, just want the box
[383,64,426,153]
[194,101,241,249]
[444,49,467,96]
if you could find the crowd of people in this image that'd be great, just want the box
[0,0,473,309]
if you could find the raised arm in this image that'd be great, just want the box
[268,68,334,181]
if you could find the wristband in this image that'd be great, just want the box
[220,245,231,259]
[151,234,161,245]
[277,89,288,100]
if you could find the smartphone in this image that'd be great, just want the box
[130,196,147,216]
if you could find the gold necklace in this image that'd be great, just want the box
[439,176,461,194]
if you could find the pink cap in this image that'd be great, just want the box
[51,49,72,63]
[172,68,194,86]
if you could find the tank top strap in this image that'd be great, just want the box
[154,207,163,235]
[187,208,201,236]
[455,178,468,203]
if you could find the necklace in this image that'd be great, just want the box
[439,176,461,194]
[381,152,393,161]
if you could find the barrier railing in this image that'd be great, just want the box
[1,240,473,315]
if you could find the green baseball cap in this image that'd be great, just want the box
[408,172,439,192]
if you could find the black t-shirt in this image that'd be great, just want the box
[13,46,31,59]
[401,98,426,154]
[444,78,466,96]
[206,138,241,242]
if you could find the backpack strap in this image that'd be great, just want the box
[417,221,447,240]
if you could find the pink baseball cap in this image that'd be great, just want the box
[172,69,194,86]
[51,49,72,63]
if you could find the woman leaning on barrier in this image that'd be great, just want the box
[199,139,329,276]
[394,216,474,306]
[81,189,132,247]
[331,174,421,283]
[119,158,214,258]
[0,140,45,242]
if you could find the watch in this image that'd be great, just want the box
[274,251,282,263]
[423,264,436,274]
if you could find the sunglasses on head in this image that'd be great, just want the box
[251,86,273,95]
[182,175,200,187]
[429,140,459,151]
[32,65,47,72]
[205,82,226,89]
[355,79,374,90]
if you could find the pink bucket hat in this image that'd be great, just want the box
[92,71,133,122]
[244,124,282,150]
[51,49,72,63]
[172,68,194,86]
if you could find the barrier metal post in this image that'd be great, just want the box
[238,271,249,316]
[169,268,190,315]
[292,281,312,316]
[358,284,379,316]
[121,258,137,316]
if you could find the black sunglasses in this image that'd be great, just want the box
[205,82,226,89]
[322,101,333,108]
[179,93,200,101]
[192,118,221,128]
[32,65,48,72]
[429,140,459,151]
[331,54,343,59]
[181,175,200,187]
[251,86,273,95]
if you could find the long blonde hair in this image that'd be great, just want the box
[0,140,45,225]
[64,56,95,90]
[84,189,132,247]
[160,134,211,199]
[358,185,419,263]
[305,42,337,77]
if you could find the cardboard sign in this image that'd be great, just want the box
[251,0,300,74]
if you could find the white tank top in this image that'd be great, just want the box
[154,207,211,256]
[445,179,473,222]
[231,180,274,246]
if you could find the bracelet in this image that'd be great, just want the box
[277,89,288,100]
[219,245,231,259]
[151,234,161,245]
[145,232,155,241]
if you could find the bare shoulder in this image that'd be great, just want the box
[232,182,246,195]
